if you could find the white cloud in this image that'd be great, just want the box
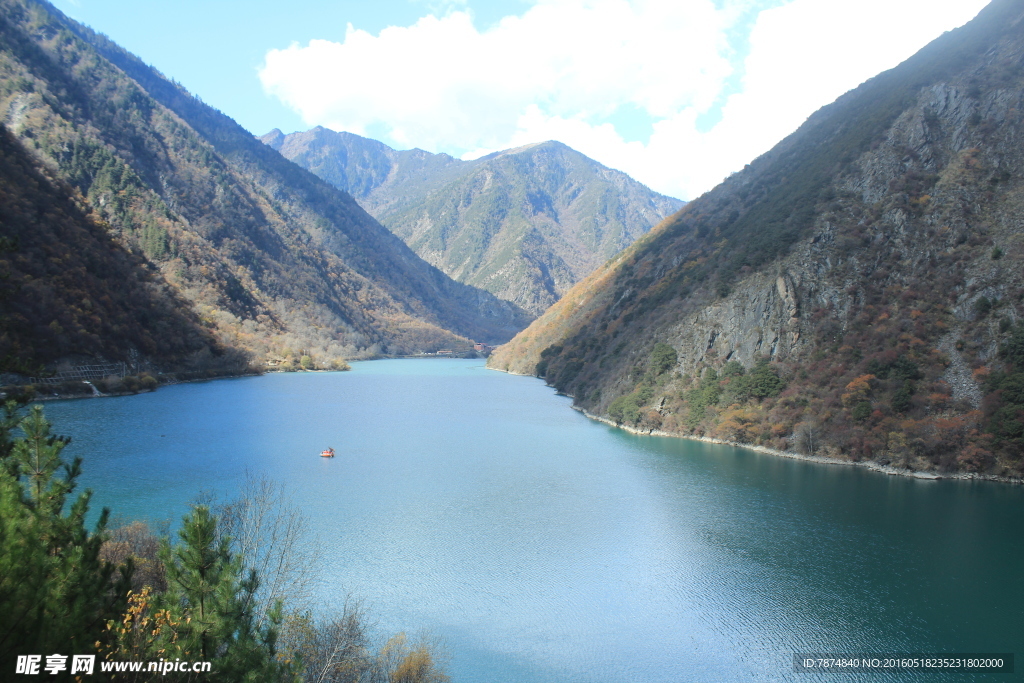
[678,0,992,196]
[260,0,990,200]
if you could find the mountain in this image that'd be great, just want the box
[490,0,1024,476]
[261,128,683,315]
[0,0,529,376]
[0,123,238,377]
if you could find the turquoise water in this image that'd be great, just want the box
[43,359,1023,682]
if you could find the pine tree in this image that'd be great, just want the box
[153,505,295,681]
[0,404,131,664]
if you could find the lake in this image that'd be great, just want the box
[43,359,1023,682]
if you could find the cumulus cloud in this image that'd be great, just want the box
[260,0,989,200]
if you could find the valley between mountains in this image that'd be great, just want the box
[2,3,1023,683]
[1,0,1022,476]
[0,0,679,386]
[262,127,682,316]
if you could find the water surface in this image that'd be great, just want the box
[45,359,1023,682]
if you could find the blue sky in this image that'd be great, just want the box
[52,0,990,200]
[50,0,530,136]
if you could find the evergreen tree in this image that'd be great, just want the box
[749,358,785,399]
[152,505,295,681]
[0,404,130,665]
[649,343,677,376]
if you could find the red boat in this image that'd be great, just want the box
[320,448,335,458]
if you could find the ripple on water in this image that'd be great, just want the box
[42,360,1024,683]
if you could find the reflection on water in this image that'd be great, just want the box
[45,359,1023,682]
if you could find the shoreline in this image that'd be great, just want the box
[9,369,265,402]
[25,358,1024,485]
[485,364,1022,485]
[570,406,1024,486]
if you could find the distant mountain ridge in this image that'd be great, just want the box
[0,0,529,374]
[490,0,1024,477]
[262,128,683,315]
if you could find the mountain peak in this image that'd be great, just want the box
[265,129,683,315]
[259,128,285,149]
[479,140,569,161]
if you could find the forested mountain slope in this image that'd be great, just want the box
[490,0,1024,476]
[0,0,528,374]
[262,128,683,315]
[0,123,236,375]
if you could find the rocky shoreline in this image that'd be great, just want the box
[569,406,1023,485]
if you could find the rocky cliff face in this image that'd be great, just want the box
[262,129,683,316]
[491,0,1024,476]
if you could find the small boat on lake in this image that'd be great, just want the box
[320,448,335,458]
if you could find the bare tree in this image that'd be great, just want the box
[216,472,324,629]
[205,474,450,683]
[279,600,372,683]
[794,420,820,456]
